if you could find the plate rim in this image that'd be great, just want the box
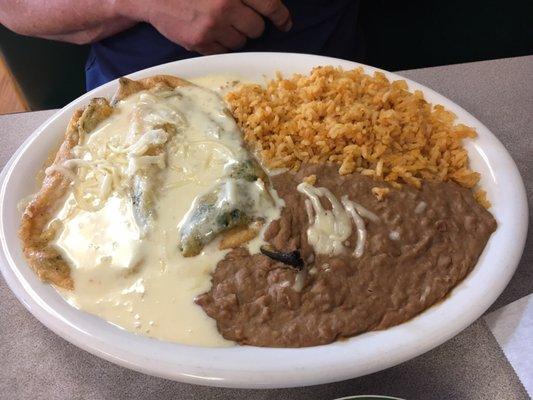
[0,52,528,389]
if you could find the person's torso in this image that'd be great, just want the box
[86,0,363,90]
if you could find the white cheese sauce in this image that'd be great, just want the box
[52,75,282,347]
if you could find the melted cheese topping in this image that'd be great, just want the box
[341,196,367,258]
[297,182,352,256]
[297,182,376,258]
[52,76,282,346]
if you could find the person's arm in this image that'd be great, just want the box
[0,0,133,44]
[0,0,292,53]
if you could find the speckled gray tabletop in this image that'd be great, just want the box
[0,56,531,400]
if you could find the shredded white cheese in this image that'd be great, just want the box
[127,153,166,175]
[389,230,400,241]
[304,199,314,224]
[45,165,77,180]
[298,183,380,258]
[415,201,427,214]
[293,270,307,292]
[110,128,168,155]
[297,182,352,256]
[341,196,367,258]
[351,201,380,223]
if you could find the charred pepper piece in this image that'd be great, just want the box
[260,245,304,270]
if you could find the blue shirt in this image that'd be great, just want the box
[86,0,362,90]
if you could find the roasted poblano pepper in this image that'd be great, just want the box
[177,159,270,257]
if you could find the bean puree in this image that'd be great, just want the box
[196,164,497,347]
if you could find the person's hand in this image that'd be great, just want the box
[117,0,292,55]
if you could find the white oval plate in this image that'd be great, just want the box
[0,53,528,389]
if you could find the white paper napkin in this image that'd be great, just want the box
[485,293,533,397]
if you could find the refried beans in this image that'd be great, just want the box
[196,164,497,347]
